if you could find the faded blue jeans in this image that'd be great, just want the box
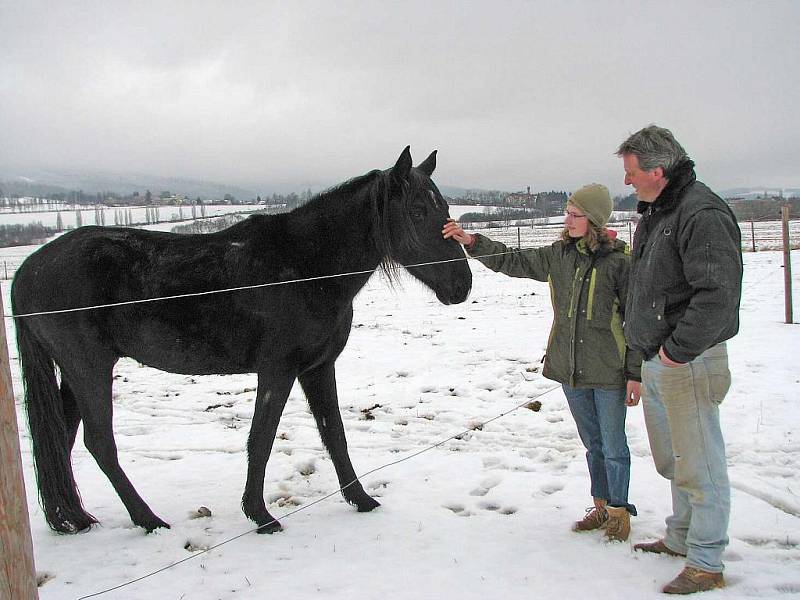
[562,385,636,515]
[641,343,731,573]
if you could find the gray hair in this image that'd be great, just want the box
[616,125,688,174]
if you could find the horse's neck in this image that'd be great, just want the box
[287,191,382,293]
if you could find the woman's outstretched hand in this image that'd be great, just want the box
[442,219,475,247]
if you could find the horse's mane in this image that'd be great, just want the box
[293,168,427,281]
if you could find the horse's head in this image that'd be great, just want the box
[376,147,472,305]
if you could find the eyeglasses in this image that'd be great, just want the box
[565,211,587,219]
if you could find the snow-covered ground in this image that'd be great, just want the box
[0,204,263,229]
[3,238,799,599]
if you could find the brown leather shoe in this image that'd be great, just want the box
[604,506,630,542]
[662,567,725,594]
[572,506,608,531]
[633,539,686,557]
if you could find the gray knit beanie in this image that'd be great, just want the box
[567,184,613,227]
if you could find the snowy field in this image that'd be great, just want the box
[0,203,263,229]
[0,200,484,230]
[3,233,799,599]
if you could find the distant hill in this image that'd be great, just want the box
[721,187,800,199]
[0,168,259,201]
[438,184,471,198]
[8,167,793,206]
[0,167,501,204]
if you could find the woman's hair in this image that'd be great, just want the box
[561,221,614,253]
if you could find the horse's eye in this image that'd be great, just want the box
[410,203,427,219]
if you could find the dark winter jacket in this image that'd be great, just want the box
[468,234,641,389]
[625,159,743,363]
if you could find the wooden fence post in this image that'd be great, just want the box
[750,220,756,253]
[0,294,39,599]
[782,205,793,324]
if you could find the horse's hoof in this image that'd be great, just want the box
[256,519,283,534]
[50,510,98,534]
[75,520,96,534]
[355,496,381,513]
[54,519,94,534]
[142,518,171,533]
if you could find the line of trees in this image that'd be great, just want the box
[449,189,508,205]
[459,208,543,224]
[613,193,639,210]
[0,223,55,246]
[729,198,799,222]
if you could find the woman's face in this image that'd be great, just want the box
[564,202,590,238]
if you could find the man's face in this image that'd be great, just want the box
[622,154,665,202]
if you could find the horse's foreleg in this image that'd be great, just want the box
[69,364,169,533]
[242,369,295,533]
[299,363,380,513]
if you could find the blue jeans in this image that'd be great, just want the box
[562,385,636,515]
[641,343,731,573]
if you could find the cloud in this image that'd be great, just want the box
[1,0,798,194]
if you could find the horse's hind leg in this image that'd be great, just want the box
[241,368,295,534]
[65,361,170,532]
[61,379,81,451]
[299,362,379,512]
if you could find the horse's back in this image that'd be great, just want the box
[14,224,250,311]
[11,218,356,375]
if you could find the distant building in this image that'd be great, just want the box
[503,186,568,216]
[505,186,537,208]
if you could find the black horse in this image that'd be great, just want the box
[12,147,472,534]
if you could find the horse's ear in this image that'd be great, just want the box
[417,150,437,177]
[392,146,413,182]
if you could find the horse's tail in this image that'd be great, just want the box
[15,316,96,533]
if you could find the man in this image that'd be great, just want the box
[617,125,742,594]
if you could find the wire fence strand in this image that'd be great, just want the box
[6,250,526,319]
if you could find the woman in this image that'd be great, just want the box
[443,183,641,542]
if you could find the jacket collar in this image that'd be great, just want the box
[636,159,697,215]
[574,236,627,258]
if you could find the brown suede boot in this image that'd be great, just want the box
[633,539,687,557]
[604,506,630,542]
[662,567,725,594]
[572,498,608,532]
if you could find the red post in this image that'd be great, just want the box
[0,294,39,599]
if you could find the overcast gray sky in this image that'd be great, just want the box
[1,0,797,195]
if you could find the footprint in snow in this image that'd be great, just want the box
[536,481,564,496]
[443,503,473,516]
[470,475,502,496]
[478,501,517,515]
[367,480,391,496]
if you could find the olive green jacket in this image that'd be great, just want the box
[468,233,641,389]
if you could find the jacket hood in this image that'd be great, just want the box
[573,234,628,258]
[636,159,697,215]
